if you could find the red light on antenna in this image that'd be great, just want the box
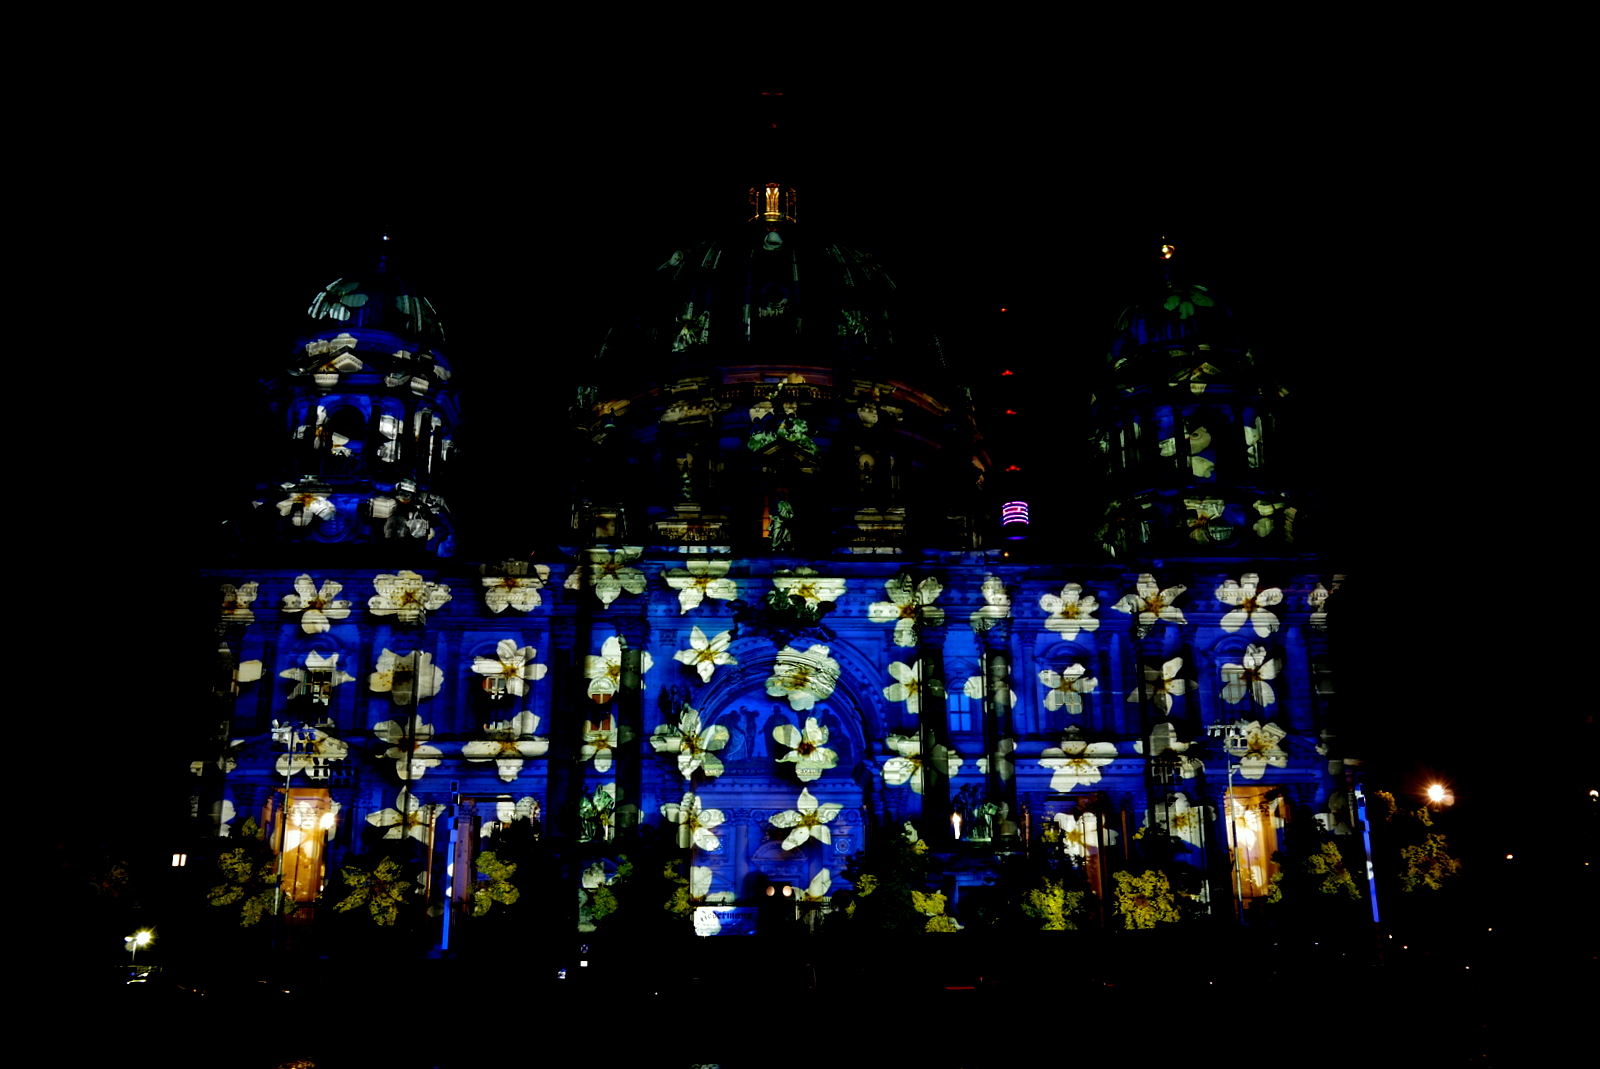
[1004,409,1017,415]
[1005,465,1021,472]
[1001,370,1014,376]
[1000,307,1007,312]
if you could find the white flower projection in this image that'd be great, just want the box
[1110,574,1187,630]
[220,582,258,626]
[462,712,549,782]
[1040,583,1100,641]
[471,640,548,697]
[564,548,647,606]
[369,649,443,705]
[766,644,839,711]
[1135,721,1203,780]
[278,650,354,698]
[1215,573,1282,636]
[673,626,737,682]
[272,724,349,778]
[770,569,846,608]
[883,734,962,794]
[281,575,352,633]
[1039,737,1117,792]
[373,715,442,780]
[1053,810,1117,859]
[769,788,843,851]
[1220,645,1280,707]
[367,789,444,842]
[1129,657,1188,714]
[1039,664,1097,715]
[883,659,943,715]
[969,574,1011,630]
[369,570,452,624]
[661,792,725,851]
[1226,720,1288,779]
[580,717,628,772]
[773,717,838,781]
[482,565,551,613]
[276,488,336,526]
[689,866,737,936]
[664,560,738,614]
[650,707,730,780]
[868,573,945,647]
[584,636,653,701]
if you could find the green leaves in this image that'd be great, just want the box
[333,857,413,926]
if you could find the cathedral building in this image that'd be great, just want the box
[194,182,1354,948]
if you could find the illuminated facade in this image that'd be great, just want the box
[196,186,1351,946]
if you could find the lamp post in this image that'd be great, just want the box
[1205,722,1248,925]
[124,929,152,965]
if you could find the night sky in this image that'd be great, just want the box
[140,83,1496,853]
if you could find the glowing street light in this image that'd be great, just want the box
[124,929,153,964]
[1426,784,1445,804]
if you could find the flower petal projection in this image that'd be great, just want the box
[276,489,336,527]
[1215,573,1282,636]
[1040,583,1101,641]
[481,796,540,837]
[579,717,629,772]
[1134,721,1203,780]
[689,865,738,936]
[970,574,1011,631]
[564,548,647,606]
[674,626,737,683]
[661,792,726,851]
[481,564,551,613]
[766,644,839,711]
[770,570,846,609]
[281,575,353,633]
[883,734,962,794]
[1053,810,1118,859]
[664,560,738,614]
[773,717,839,781]
[1128,657,1188,714]
[278,650,355,698]
[584,635,654,701]
[962,674,1018,710]
[884,659,941,716]
[273,725,349,778]
[373,715,443,780]
[462,711,549,782]
[801,868,833,902]
[369,570,452,624]
[650,707,731,780]
[1158,792,1208,847]
[1039,664,1098,715]
[366,789,443,842]
[471,639,549,697]
[220,582,258,626]
[769,788,843,851]
[369,649,443,705]
[867,574,946,648]
[1039,737,1118,792]
[1109,573,1187,631]
[1220,644,1280,707]
[1224,720,1288,779]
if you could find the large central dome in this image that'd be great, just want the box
[571,184,986,558]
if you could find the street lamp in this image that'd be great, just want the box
[1205,722,1249,924]
[124,929,153,964]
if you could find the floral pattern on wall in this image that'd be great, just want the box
[281,575,353,633]
[664,560,738,614]
[1041,583,1100,641]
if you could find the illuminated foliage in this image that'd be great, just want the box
[1162,281,1215,320]
[1399,834,1463,892]
[334,857,412,926]
[1021,878,1087,931]
[471,852,521,917]
[1303,842,1362,899]
[1113,869,1181,929]
[207,819,287,927]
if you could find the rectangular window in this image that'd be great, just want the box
[1225,785,1284,902]
[276,787,335,904]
